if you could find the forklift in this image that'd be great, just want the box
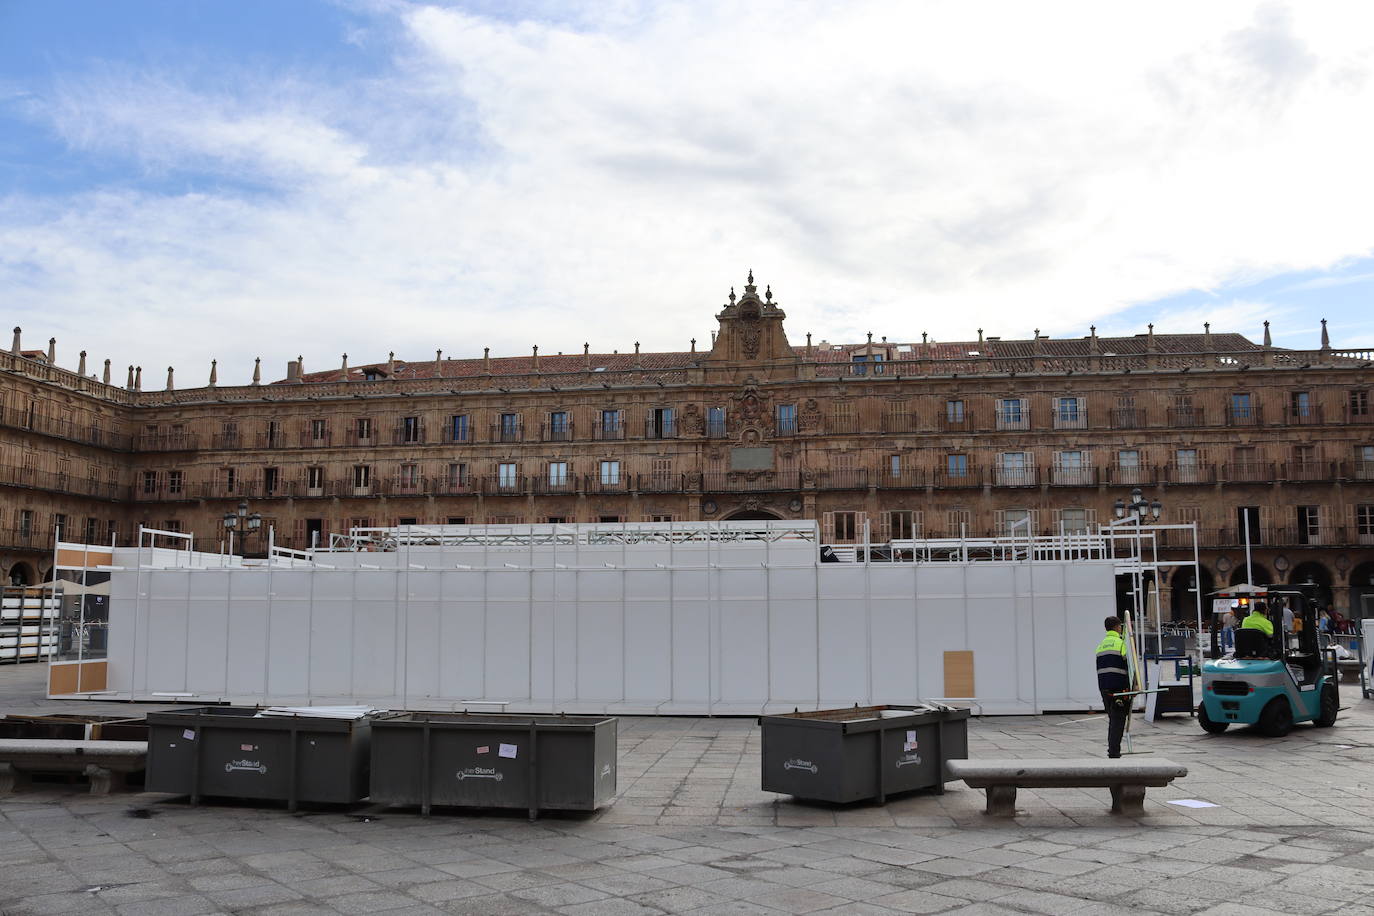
[1199,584,1339,737]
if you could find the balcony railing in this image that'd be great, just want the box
[1110,407,1143,429]
[993,466,1037,487]
[490,423,523,444]
[637,473,686,493]
[1282,460,1333,482]
[880,414,919,434]
[1162,462,1214,485]
[392,425,426,445]
[0,407,134,451]
[940,412,974,432]
[1344,406,1373,425]
[1283,405,1323,426]
[1105,463,1153,486]
[705,421,728,439]
[441,423,473,444]
[1167,407,1204,427]
[540,422,574,442]
[585,474,630,494]
[534,476,577,495]
[644,419,677,439]
[139,433,199,451]
[1343,460,1374,481]
[1221,461,1274,484]
[593,421,625,441]
[1049,464,1094,486]
[1051,412,1087,431]
[775,417,799,437]
[483,474,528,495]
[994,410,1030,431]
[816,469,868,489]
[342,429,377,447]
[430,476,476,495]
[211,432,243,449]
[1225,405,1263,427]
[877,469,926,489]
[933,467,982,488]
[298,429,331,448]
[0,526,59,551]
[257,430,289,449]
[0,464,131,501]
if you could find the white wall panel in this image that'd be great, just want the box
[108,537,1117,715]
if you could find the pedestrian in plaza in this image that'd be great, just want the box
[1281,602,1295,649]
[1095,615,1130,759]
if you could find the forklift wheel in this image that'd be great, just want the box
[1198,703,1229,734]
[1314,683,1338,728]
[1259,697,1294,738]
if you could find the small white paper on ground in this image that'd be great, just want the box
[1167,799,1218,808]
[1337,744,1355,749]
[499,743,517,759]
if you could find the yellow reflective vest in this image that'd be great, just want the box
[1240,611,1273,636]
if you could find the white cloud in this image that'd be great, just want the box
[4,0,1374,383]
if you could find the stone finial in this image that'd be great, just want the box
[126,365,135,388]
[866,331,873,347]
[252,357,261,386]
[340,353,348,380]
[1321,318,1330,350]
[208,359,217,387]
[978,328,984,344]
[583,342,591,369]
[386,351,395,376]
[805,332,812,356]
[634,341,642,368]
[78,351,87,375]
[1146,323,1156,350]
[134,366,142,390]
[1204,321,1212,347]
[691,337,696,353]
[47,337,55,362]
[532,345,540,372]
[483,347,490,372]
[728,286,736,304]
[765,284,772,302]
[922,331,928,345]
[10,327,20,354]
[166,366,174,390]
[1263,320,1272,348]
[102,359,111,385]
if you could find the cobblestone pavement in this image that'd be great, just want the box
[4,665,1374,915]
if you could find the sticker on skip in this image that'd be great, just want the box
[499,743,517,759]
[183,729,195,740]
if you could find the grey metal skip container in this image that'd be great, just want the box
[760,704,970,804]
[145,707,378,810]
[369,712,617,819]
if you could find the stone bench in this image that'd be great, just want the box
[0,739,148,795]
[946,757,1187,817]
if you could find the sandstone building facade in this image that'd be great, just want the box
[2,273,1373,617]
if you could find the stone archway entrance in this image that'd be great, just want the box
[1170,566,1214,623]
[1289,561,1334,611]
[1350,561,1374,620]
[1229,562,1271,587]
[7,562,34,586]
[723,509,783,521]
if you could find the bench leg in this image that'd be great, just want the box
[1110,783,1147,816]
[984,785,1018,817]
[0,763,30,794]
[84,765,125,795]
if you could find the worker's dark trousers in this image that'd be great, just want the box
[1101,691,1128,758]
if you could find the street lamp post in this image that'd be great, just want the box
[223,500,262,557]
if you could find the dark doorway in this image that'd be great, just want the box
[304,519,324,549]
[1236,507,1262,545]
[1229,562,1271,587]
[1289,561,1334,611]
[723,510,783,521]
[7,562,34,586]
[1350,561,1374,621]
[1170,566,1215,623]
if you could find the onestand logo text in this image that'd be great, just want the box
[895,754,922,768]
[457,767,503,781]
[225,759,267,774]
[783,758,818,774]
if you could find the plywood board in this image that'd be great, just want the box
[943,650,974,698]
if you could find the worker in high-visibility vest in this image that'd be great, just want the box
[1240,603,1274,637]
[1095,616,1130,759]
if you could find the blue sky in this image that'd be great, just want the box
[2,1,1373,383]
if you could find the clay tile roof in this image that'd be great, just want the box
[275,351,697,384]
